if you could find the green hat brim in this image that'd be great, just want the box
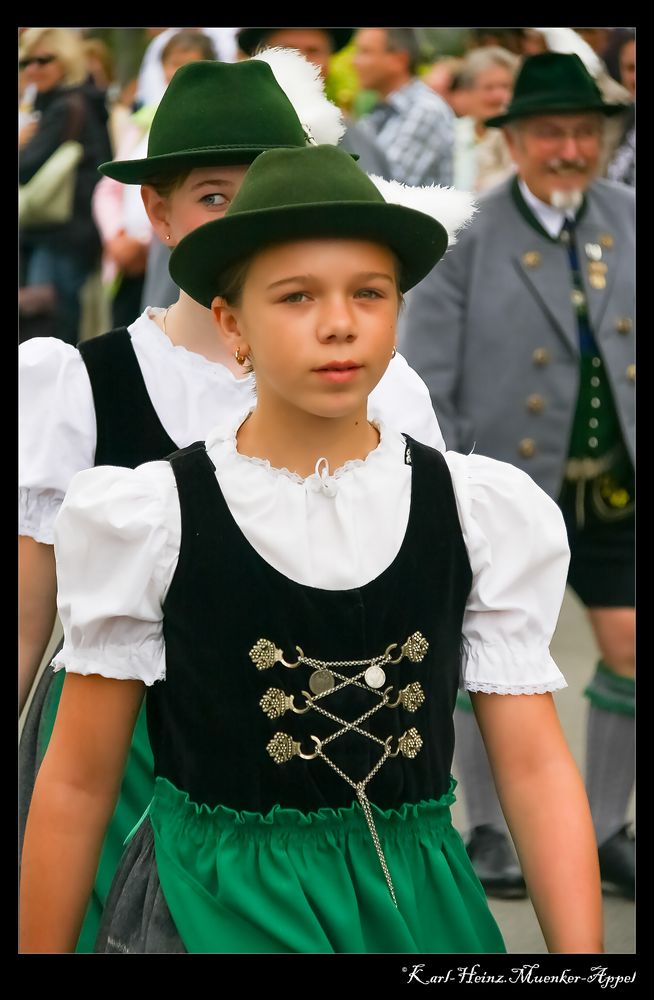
[485,98,628,128]
[237,28,354,57]
[169,202,448,309]
[99,144,304,184]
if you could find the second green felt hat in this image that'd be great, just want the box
[99,59,311,183]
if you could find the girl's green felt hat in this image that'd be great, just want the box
[169,144,449,308]
[98,59,312,184]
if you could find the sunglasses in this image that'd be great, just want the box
[19,54,57,69]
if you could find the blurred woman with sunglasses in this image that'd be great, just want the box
[19,28,112,346]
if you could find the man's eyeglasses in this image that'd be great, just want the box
[19,54,57,69]
[520,123,602,143]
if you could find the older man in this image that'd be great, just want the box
[402,53,634,898]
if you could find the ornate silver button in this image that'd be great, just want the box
[309,669,335,695]
[365,665,387,689]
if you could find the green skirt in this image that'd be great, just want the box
[132,776,506,954]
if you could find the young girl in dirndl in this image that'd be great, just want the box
[20,144,603,954]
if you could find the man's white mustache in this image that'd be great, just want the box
[547,157,588,173]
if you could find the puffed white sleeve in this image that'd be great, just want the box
[51,461,181,685]
[368,350,446,451]
[19,338,97,544]
[445,451,570,694]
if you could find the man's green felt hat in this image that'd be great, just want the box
[237,28,354,57]
[98,59,310,184]
[169,144,449,308]
[485,52,627,127]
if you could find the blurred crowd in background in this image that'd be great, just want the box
[18,26,635,347]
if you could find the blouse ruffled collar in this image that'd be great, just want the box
[206,409,394,497]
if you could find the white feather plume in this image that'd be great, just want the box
[253,47,346,146]
[534,28,603,79]
[367,175,477,247]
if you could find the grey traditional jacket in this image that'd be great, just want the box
[400,176,635,499]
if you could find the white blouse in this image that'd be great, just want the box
[52,414,570,697]
[19,308,445,544]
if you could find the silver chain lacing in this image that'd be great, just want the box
[252,633,429,907]
[314,740,397,905]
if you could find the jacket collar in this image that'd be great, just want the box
[510,176,588,242]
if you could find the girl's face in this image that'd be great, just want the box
[214,239,399,421]
[141,164,249,246]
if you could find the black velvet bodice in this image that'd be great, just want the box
[147,436,472,813]
[78,327,177,468]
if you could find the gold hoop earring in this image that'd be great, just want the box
[235,349,247,366]
[391,347,397,359]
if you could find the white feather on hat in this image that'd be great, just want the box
[534,28,603,79]
[253,47,346,146]
[367,175,477,247]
